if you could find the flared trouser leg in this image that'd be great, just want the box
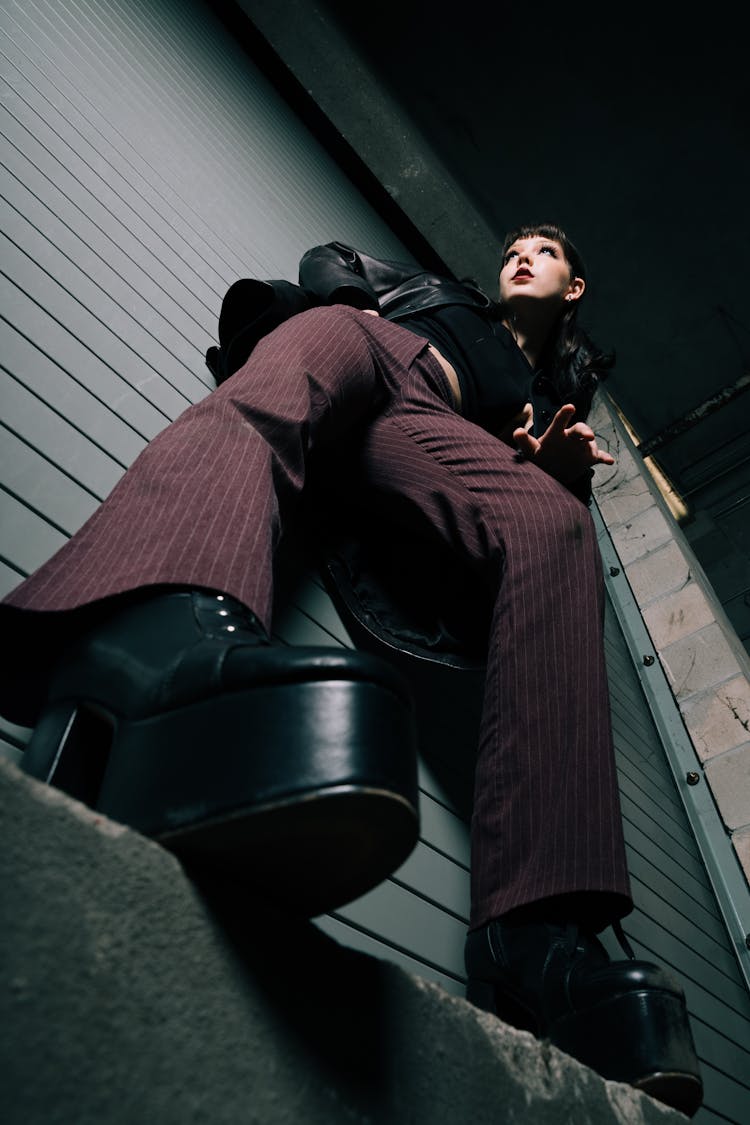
[2,306,427,626]
[357,354,632,929]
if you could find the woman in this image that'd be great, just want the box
[0,223,702,1113]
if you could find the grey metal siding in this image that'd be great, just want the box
[281,568,750,1123]
[603,604,750,1122]
[0,0,416,595]
[1,1,749,1121]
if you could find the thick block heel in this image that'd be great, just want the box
[552,987,703,1117]
[23,701,79,783]
[22,701,113,808]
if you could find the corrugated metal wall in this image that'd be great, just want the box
[0,0,416,596]
[1,1,748,1121]
[602,597,750,1121]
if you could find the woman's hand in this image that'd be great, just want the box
[513,404,615,482]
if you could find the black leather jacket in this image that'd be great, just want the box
[298,241,492,320]
[207,240,492,386]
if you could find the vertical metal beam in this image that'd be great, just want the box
[594,503,750,993]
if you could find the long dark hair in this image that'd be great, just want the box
[495,222,615,419]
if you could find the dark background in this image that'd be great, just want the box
[310,0,750,650]
[321,0,749,486]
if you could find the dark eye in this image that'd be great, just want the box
[504,249,518,264]
[540,245,557,256]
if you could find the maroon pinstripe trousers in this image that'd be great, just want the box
[2,306,631,929]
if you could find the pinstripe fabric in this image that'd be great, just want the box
[359,405,631,927]
[2,308,423,622]
[1,305,631,927]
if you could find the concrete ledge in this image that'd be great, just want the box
[1,759,683,1124]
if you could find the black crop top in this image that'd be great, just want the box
[401,305,559,436]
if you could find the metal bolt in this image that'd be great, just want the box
[643,654,655,666]
[686,771,700,786]
[609,566,620,577]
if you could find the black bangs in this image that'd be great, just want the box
[500,222,586,281]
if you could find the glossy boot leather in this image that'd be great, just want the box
[21,589,420,916]
[465,916,703,1116]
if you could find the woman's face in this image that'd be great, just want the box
[499,236,585,308]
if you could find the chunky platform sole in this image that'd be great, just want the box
[466,977,703,1117]
[23,678,419,916]
[554,987,703,1116]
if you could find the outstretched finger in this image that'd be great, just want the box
[513,428,540,456]
[566,422,596,441]
[547,404,577,434]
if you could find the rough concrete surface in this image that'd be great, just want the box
[1,759,684,1124]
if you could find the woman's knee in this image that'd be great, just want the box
[227,304,374,387]
[287,303,369,340]
[273,304,374,366]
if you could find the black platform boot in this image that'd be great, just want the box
[465,915,703,1116]
[20,589,419,916]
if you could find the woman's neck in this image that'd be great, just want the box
[503,305,558,368]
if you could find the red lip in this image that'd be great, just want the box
[513,268,532,279]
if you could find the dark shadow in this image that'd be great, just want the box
[190,871,395,1114]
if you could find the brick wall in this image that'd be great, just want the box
[591,396,750,888]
